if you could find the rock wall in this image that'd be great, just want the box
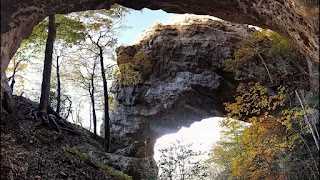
[1,0,318,112]
[109,19,251,179]
[108,17,312,178]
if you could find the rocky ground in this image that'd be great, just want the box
[1,95,131,180]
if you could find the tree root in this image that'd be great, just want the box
[29,108,79,137]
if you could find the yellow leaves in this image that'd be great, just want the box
[279,140,293,149]
[221,82,296,178]
[223,28,303,85]
[242,29,268,46]
[117,51,151,72]
[17,63,28,72]
[115,51,151,86]
[218,80,315,179]
[223,47,256,73]
[225,82,287,122]
[91,23,102,30]
[116,54,131,64]
[132,52,152,72]
[235,96,244,103]
[234,47,255,62]
[117,63,142,86]
[279,108,304,131]
[224,30,269,74]
[248,151,258,158]
[267,31,294,57]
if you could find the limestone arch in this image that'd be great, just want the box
[1,1,318,178]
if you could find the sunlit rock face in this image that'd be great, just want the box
[108,19,251,179]
[1,0,318,112]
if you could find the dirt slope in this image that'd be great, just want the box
[1,96,130,180]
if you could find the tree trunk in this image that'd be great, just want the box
[64,96,72,120]
[9,79,15,93]
[8,59,23,93]
[98,46,110,152]
[89,103,92,132]
[56,55,61,114]
[90,62,98,138]
[39,14,56,113]
[90,89,98,138]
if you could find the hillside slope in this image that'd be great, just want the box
[1,96,131,180]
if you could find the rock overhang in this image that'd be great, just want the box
[1,0,318,115]
[1,1,318,178]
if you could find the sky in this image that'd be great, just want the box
[154,117,224,161]
[117,8,179,46]
[117,8,222,46]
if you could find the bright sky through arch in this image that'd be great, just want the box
[154,117,224,161]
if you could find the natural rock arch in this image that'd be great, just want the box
[1,1,318,179]
[106,17,312,178]
[105,20,248,179]
[1,0,319,112]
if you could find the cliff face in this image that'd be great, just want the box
[108,18,313,179]
[108,19,251,179]
[1,0,318,112]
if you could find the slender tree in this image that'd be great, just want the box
[39,14,57,113]
[13,13,86,106]
[74,59,99,138]
[6,58,28,93]
[89,62,98,139]
[78,7,128,151]
[88,34,113,151]
[55,55,61,114]
[100,46,111,151]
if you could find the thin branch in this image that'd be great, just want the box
[300,91,320,139]
[295,90,319,150]
[254,48,274,84]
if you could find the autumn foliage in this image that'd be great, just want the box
[211,82,319,179]
[115,51,152,86]
[211,30,319,179]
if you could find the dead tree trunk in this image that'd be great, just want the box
[39,14,56,113]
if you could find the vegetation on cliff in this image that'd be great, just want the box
[210,30,319,179]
